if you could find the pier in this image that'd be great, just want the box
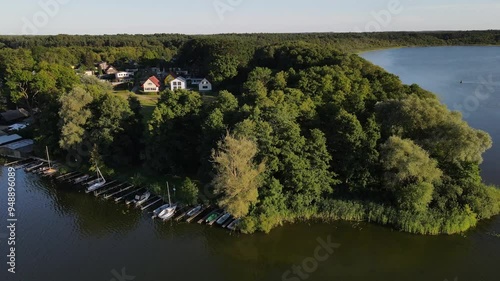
[2,157,239,232]
[141,197,163,211]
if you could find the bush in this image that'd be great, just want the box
[178,178,199,205]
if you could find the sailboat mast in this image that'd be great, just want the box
[46,146,51,169]
[167,182,171,206]
[96,165,103,180]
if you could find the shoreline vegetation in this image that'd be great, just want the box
[1,31,499,235]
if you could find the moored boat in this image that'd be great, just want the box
[152,204,171,218]
[86,165,106,193]
[158,183,176,221]
[73,175,90,184]
[186,205,202,217]
[206,212,221,224]
[227,219,241,231]
[135,191,151,206]
[216,213,231,225]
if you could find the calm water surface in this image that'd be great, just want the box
[0,46,499,281]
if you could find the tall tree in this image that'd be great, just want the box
[381,136,443,212]
[212,133,265,218]
[59,87,93,150]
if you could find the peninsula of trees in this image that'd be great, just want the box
[1,31,499,234]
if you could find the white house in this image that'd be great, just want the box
[115,71,134,79]
[84,70,94,76]
[199,78,212,92]
[170,77,187,91]
[142,76,161,93]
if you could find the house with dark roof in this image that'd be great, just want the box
[0,109,29,125]
[142,76,161,93]
[105,66,118,75]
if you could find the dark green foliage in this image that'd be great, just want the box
[1,32,498,235]
[145,90,203,174]
[178,178,199,205]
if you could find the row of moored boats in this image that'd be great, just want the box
[4,156,241,231]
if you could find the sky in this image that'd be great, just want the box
[0,0,499,35]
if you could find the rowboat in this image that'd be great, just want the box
[227,219,241,231]
[186,205,202,217]
[216,213,231,225]
[206,212,221,224]
[135,191,151,206]
[152,204,171,218]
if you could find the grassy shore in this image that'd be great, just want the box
[113,90,159,121]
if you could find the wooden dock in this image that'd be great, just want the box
[72,174,90,184]
[55,171,75,180]
[186,206,208,223]
[222,216,234,228]
[105,184,134,199]
[173,206,191,221]
[82,176,98,186]
[115,187,144,202]
[92,181,119,196]
[61,172,83,182]
[5,158,28,167]
[25,162,44,172]
[198,209,220,224]
[1,160,240,233]
[141,197,163,211]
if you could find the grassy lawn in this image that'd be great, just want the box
[113,90,159,121]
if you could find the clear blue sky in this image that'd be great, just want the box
[1,0,499,35]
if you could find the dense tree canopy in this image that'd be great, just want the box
[1,31,499,235]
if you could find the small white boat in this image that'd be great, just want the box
[87,180,106,193]
[158,183,176,221]
[152,204,171,218]
[158,205,177,221]
[73,175,90,184]
[227,219,241,231]
[216,213,231,225]
[135,191,151,206]
[186,205,202,217]
[87,165,106,193]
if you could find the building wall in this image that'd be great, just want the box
[199,80,212,91]
[143,80,159,92]
[170,79,186,91]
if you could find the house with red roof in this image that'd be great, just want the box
[142,76,161,93]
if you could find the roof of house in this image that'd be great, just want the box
[0,109,29,122]
[142,76,161,87]
[172,76,186,83]
[1,139,34,150]
[0,134,23,146]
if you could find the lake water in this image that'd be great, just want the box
[0,46,499,281]
[361,46,500,185]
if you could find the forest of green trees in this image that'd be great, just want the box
[1,31,499,235]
